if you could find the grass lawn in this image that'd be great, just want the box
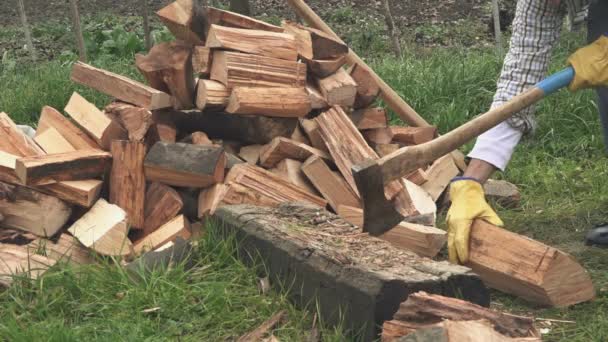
[0,16,607,341]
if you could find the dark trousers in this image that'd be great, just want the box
[587,0,608,148]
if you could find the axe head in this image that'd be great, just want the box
[352,160,405,236]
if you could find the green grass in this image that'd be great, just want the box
[1,18,608,341]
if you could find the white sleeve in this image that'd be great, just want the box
[467,121,523,171]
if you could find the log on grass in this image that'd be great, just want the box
[271,158,317,195]
[381,291,538,341]
[192,46,211,76]
[207,7,284,32]
[64,92,128,150]
[466,220,596,307]
[206,24,298,61]
[0,181,72,237]
[390,320,540,342]
[259,137,331,168]
[156,0,207,44]
[70,62,172,110]
[226,87,311,117]
[0,243,57,288]
[144,142,226,188]
[317,68,357,107]
[15,149,111,186]
[0,112,45,157]
[133,214,191,255]
[135,41,195,109]
[29,233,94,266]
[483,179,521,209]
[35,106,100,150]
[141,182,183,237]
[210,51,306,89]
[68,199,131,257]
[212,203,489,340]
[104,102,153,142]
[349,108,387,130]
[110,141,146,229]
[196,79,230,110]
[350,64,380,108]
[337,205,445,258]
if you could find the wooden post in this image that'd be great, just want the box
[491,0,503,56]
[68,0,87,62]
[141,0,152,50]
[17,0,37,61]
[381,0,402,58]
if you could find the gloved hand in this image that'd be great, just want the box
[568,35,608,91]
[446,178,503,264]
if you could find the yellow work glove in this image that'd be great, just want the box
[446,178,503,264]
[568,35,608,91]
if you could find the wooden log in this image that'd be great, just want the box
[104,101,153,142]
[0,112,45,157]
[156,0,207,45]
[337,205,445,258]
[192,46,211,76]
[391,126,437,145]
[211,51,307,89]
[466,220,596,307]
[306,56,348,78]
[406,168,429,186]
[306,83,328,110]
[281,20,314,60]
[290,124,311,145]
[282,21,348,60]
[110,141,146,229]
[68,199,132,257]
[259,137,331,168]
[421,154,459,201]
[174,110,298,145]
[70,62,172,110]
[147,110,177,145]
[0,181,72,237]
[141,182,183,237]
[135,41,195,109]
[239,144,263,165]
[0,151,20,184]
[364,127,393,145]
[388,320,540,342]
[189,131,214,145]
[207,7,284,32]
[212,203,489,340]
[224,164,328,208]
[226,87,311,117]
[206,24,298,61]
[133,215,191,255]
[195,79,230,110]
[402,179,437,226]
[484,179,521,209]
[374,143,399,157]
[198,183,228,218]
[34,127,75,154]
[36,106,100,150]
[317,69,357,107]
[64,92,128,150]
[299,118,328,152]
[0,243,56,288]
[28,233,93,266]
[349,64,380,109]
[144,142,226,188]
[349,108,387,130]
[15,149,111,186]
[302,156,360,211]
[271,158,317,195]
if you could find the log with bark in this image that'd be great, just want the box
[156,0,207,45]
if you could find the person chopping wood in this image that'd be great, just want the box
[447,0,608,264]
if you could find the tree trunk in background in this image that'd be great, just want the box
[68,0,87,62]
[381,0,402,58]
[229,0,251,16]
[17,0,37,61]
[141,0,152,50]
[491,0,504,56]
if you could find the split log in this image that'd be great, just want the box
[156,0,207,45]
[64,92,128,150]
[34,127,75,154]
[239,144,263,165]
[421,154,459,201]
[290,125,311,145]
[271,158,317,195]
[135,41,195,109]
[212,203,489,340]
[281,20,314,60]
[196,79,230,110]
[133,215,191,255]
[104,102,153,142]
[110,141,146,229]
[406,169,428,186]
[198,183,228,218]
[174,110,298,145]
[0,243,56,288]
[0,151,19,184]
[299,118,328,152]
[28,233,93,266]
[0,181,72,237]
[306,56,348,78]
[0,112,45,157]
[211,51,306,89]
[364,127,393,145]
[350,64,380,108]
[466,220,596,307]
[141,182,183,237]
[144,142,226,188]
[317,68,357,107]
[223,164,328,208]
[302,156,360,211]
[282,21,348,60]
[337,205,445,258]
[15,149,111,186]
[259,137,331,168]
[68,199,132,257]
[306,83,328,109]
[391,126,437,145]
[192,46,211,76]
[36,106,100,150]
[226,87,311,117]
[349,108,387,130]
[390,320,541,342]
[206,24,298,61]
[401,180,436,226]
[70,62,172,110]
[483,179,521,208]
[207,7,284,32]
[382,291,538,341]
[374,143,399,157]
[147,110,177,144]
[190,131,214,145]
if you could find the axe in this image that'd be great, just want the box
[352,68,576,236]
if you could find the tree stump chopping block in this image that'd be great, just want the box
[212,203,489,341]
